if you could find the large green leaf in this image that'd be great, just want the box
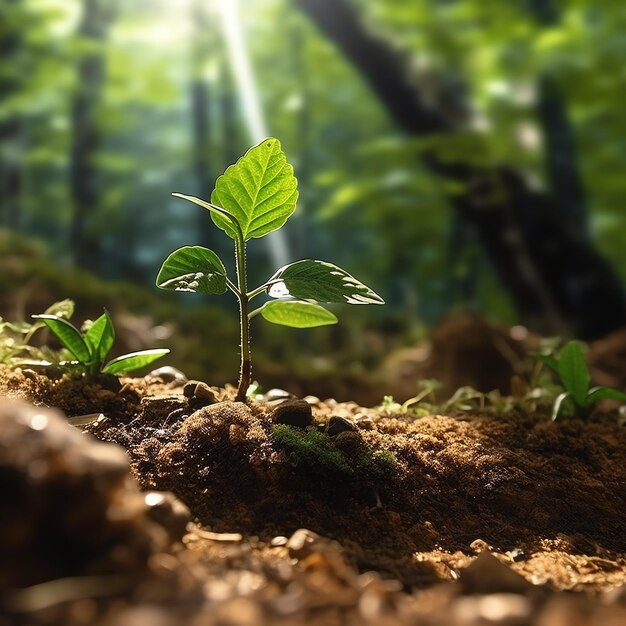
[257,301,337,328]
[557,341,590,405]
[156,246,227,294]
[83,311,115,366]
[267,259,384,304]
[102,349,170,375]
[211,138,298,241]
[32,315,91,364]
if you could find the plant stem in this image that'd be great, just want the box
[235,235,251,402]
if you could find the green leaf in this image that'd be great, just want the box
[102,349,170,375]
[32,315,91,364]
[257,301,337,328]
[533,351,559,373]
[584,386,626,408]
[267,259,384,305]
[557,341,590,404]
[156,246,227,294]
[83,311,115,366]
[552,391,575,421]
[211,137,298,241]
[171,194,242,238]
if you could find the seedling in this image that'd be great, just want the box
[0,299,75,367]
[535,340,626,420]
[157,138,383,401]
[32,310,169,377]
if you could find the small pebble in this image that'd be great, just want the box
[271,536,288,547]
[148,366,188,385]
[326,415,357,437]
[271,400,313,429]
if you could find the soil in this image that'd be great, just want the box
[1,364,625,625]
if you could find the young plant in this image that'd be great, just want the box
[0,299,75,367]
[32,310,169,377]
[535,340,626,420]
[157,137,383,401]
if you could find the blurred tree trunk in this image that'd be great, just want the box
[69,0,114,270]
[528,0,589,236]
[297,0,626,339]
[0,0,24,230]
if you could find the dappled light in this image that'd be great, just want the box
[1,0,626,624]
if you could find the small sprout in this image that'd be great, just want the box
[0,299,76,367]
[157,138,383,402]
[32,310,169,377]
[535,340,626,420]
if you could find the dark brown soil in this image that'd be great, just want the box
[2,365,626,625]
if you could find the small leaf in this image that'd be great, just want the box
[102,349,170,375]
[584,386,626,408]
[533,351,559,373]
[266,259,384,305]
[257,301,337,328]
[172,194,242,238]
[557,341,590,404]
[157,246,227,294]
[552,391,575,421]
[32,315,90,364]
[83,311,115,366]
[211,137,298,241]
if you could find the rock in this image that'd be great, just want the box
[188,382,218,410]
[326,415,357,437]
[459,552,534,595]
[144,491,191,542]
[183,380,202,398]
[271,399,313,429]
[148,366,188,385]
[0,400,178,590]
[271,536,288,547]
[469,538,493,554]
[286,528,325,560]
[263,388,296,406]
[140,395,187,423]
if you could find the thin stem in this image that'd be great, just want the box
[247,279,281,300]
[234,235,251,402]
[225,277,239,294]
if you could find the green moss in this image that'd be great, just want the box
[272,425,352,477]
[271,424,398,482]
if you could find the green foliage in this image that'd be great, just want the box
[0,299,75,367]
[256,300,338,328]
[156,246,227,295]
[157,138,383,400]
[272,425,352,477]
[211,137,299,241]
[535,341,626,420]
[271,424,397,481]
[32,310,169,377]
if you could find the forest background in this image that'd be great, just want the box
[1,0,625,396]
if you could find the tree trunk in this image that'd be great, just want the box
[528,0,589,236]
[69,0,114,270]
[0,0,24,230]
[296,0,626,339]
